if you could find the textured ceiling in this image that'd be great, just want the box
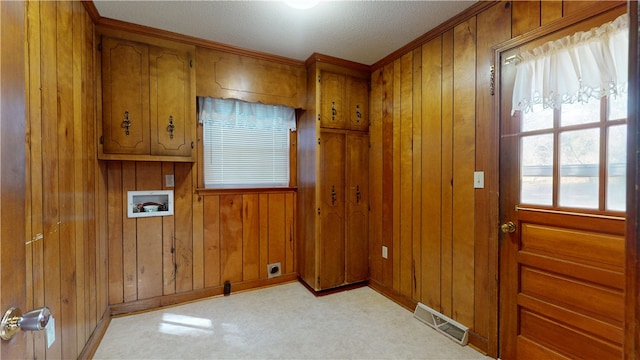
[93,1,477,65]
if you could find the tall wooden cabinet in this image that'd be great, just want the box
[99,34,196,162]
[298,60,370,291]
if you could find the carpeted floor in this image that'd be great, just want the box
[94,281,491,359]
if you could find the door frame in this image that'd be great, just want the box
[492,2,634,359]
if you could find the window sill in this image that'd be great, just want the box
[196,187,297,196]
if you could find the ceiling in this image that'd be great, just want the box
[92,1,477,66]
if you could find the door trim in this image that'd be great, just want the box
[625,1,639,359]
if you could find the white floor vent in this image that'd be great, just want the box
[413,302,469,346]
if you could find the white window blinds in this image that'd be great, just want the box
[198,97,296,188]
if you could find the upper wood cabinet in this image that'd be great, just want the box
[320,71,369,131]
[99,35,196,161]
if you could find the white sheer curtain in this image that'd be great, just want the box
[511,14,628,115]
[198,97,296,188]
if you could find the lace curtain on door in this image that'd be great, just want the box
[511,14,628,115]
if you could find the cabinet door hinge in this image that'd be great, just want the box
[191,141,195,149]
[317,276,320,285]
[317,207,320,215]
[317,138,320,145]
[190,59,193,68]
[100,135,104,144]
[318,75,321,83]
[317,114,320,122]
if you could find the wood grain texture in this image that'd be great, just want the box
[512,0,541,38]
[399,52,414,298]
[392,59,401,294]
[196,47,306,109]
[203,195,221,288]
[369,69,384,283]
[475,2,511,355]
[0,1,26,358]
[411,48,422,301]
[440,29,454,318]
[420,36,443,311]
[23,2,106,358]
[174,162,193,292]
[220,195,244,283]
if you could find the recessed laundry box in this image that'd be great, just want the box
[127,190,174,218]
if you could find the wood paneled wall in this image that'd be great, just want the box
[368,0,624,356]
[105,161,297,308]
[24,1,108,359]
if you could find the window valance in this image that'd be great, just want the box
[512,14,628,115]
[198,97,296,131]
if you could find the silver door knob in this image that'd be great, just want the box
[0,306,51,340]
[500,221,516,233]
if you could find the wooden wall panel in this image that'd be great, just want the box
[161,163,176,295]
[369,69,384,283]
[174,162,194,293]
[122,162,137,301]
[136,163,165,299]
[411,48,423,301]
[475,1,512,354]
[105,163,297,305]
[381,64,394,288]
[204,195,221,287]
[24,2,107,358]
[243,194,260,281]
[440,29,455,318]
[399,52,414,298]
[420,36,443,311]
[512,0,541,37]
[541,0,563,25]
[392,60,402,294]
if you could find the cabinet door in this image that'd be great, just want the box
[319,132,345,289]
[346,77,369,131]
[320,72,345,129]
[149,46,194,157]
[345,133,369,283]
[101,37,150,154]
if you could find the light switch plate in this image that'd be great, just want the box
[46,316,55,348]
[165,174,175,188]
[473,171,484,189]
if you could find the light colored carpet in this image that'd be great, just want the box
[94,281,491,359]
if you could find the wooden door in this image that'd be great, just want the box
[320,72,345,129]
[346,77,369,132]
[499,40,626,359]
[345,133,369,283]
[0,1,27,357]
[319,132,345,289]
[101,36,150,154]
[149,45,193,157]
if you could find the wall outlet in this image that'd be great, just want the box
[165,174,175,187]
[382,246,388,259]
[267,262,281,278]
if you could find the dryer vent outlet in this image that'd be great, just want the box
[267,262,281,279]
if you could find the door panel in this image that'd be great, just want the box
[345,133,369,283]
[319,132,345,289]
[498,11,627,359]
[0,1,27,357]
[101,37,150,154]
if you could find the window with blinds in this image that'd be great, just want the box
[198,97,296,188]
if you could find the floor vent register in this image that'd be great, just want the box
[413,302,469,346]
